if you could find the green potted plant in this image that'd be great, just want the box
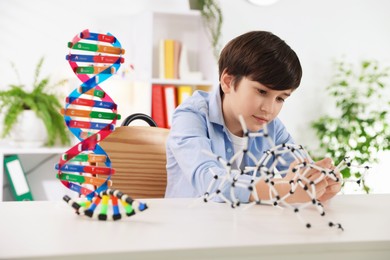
[311,59,390,193]
[190,0,223,60]
[0,57,71,147]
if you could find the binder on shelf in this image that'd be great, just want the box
[177,85,193,105]
[163,85,177,129]
[4,155,34,201]
[151,84,167,128]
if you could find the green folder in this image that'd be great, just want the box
[4,155,33,201]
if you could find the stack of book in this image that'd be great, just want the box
[159,39,203,81]
[151,84,193,128]
[153,39,207,128]
[159,39,181,80]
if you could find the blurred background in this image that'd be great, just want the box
[0,0,389,200]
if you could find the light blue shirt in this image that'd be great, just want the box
[165,87,295,203]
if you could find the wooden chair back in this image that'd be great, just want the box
[100,126,170,199]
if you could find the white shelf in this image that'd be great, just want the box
[153,10,202,17]
[128,10,217,117]
[0,146,68,201]
[0,147,68,155]
[151,78,214,86]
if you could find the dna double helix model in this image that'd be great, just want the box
[201,115,370,230]
[56,29,147,220]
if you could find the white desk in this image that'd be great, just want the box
[0,194,389,259]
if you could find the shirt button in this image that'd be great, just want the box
[227,148,232,153]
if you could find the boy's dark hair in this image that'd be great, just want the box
[218,31,302,91]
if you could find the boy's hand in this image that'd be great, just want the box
[301,157,342,202]
[285,157,339,203]
[251,157,342,203]
[318,162,342,202]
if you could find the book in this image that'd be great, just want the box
[164,39,175,79]
[163,85,177,128]
[4,155,33,201]
[159,39,165,79]
[177,85,193,105]
[151,84,167,128]
[173,40,182,79]
[195,85,211,92]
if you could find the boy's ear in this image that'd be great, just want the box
[220,69,234,94]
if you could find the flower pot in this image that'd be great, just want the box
[189,0,202,10]
[9,110,47,147]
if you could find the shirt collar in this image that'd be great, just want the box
[209,85,225,126]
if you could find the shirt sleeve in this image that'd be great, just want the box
[167,102,252,203]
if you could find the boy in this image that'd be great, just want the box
[165,31,341,203]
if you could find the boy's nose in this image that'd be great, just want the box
[259,100,274,113]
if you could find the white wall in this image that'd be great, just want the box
[220,0,390,193]
[0,0,192,91]
[221,0,390,145]
[0,0,389,194]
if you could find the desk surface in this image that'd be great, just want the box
[1,194,389,260]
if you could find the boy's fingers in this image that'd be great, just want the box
[318,184,341,202]
[327,179,342,192]
[314,185,326,199]
[315,157,333,169]
[327,168,342,184]
[316,178,328,192]
[329,183,341,193]
[308,171,323,181]
[303,178,327,198]
[318,192,333,202]
[289,159,302,170]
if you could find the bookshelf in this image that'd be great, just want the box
[0,10,218,201]
[0,147,68,201]
[128,10,218,121]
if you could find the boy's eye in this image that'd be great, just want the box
[257,89,267,95]
[276,97,285,102]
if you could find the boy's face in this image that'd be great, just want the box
[221,73,292,136]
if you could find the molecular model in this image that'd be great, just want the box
[56,29,147,220]
[202,116,370,230]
